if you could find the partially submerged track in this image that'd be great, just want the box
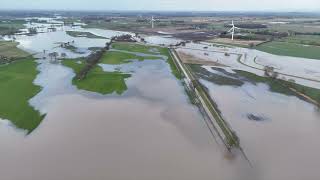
[170,48,240,149]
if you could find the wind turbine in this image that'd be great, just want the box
[151,16,156,29]
[227,20,240,41]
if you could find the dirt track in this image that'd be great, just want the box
[176,51,227,66]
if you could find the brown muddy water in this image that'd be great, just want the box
[2,23,319,179]
[200,72,320,180]
[0,59,253,180]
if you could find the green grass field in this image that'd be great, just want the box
[0,19,26,35]
[112,42,161,55]
[112,42,182,79]
[62,42,182,95]
[62,60,131,95]
[82,18,190,32]
[0,59,44,133]
[0,41,30,58]
[83,19,156,32]
[66,31,107,39]
[268,24,320,34]
[84,20,145,31]
[282,35,320,46]
[62,18,82,25]
[255,41,320,60]
[100,51,159,64]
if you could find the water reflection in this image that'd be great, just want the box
[1,20,319,180]
[177,42,320,89]
[201,79,320,180]
[0,54,253,180]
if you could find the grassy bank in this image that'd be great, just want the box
[0,41,30,58]
[66,31,107,39]
[0,59,44,133]
[62,60,131,95]
[236,70,320,103]
[183,64,239,148]
[159,48,182,79]
[191,65,320,104]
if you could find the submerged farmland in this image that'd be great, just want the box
[0,16,320,180]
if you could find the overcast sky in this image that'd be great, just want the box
[1,0,319,11]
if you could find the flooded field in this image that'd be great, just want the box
[1,17,320,180]
[177,42,320,89]
[0,49,252,180]
[200,76,320,180]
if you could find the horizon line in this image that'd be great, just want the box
[0,9,319,13]
[0,8,320,14]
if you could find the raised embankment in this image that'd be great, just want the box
[169,48,240,149]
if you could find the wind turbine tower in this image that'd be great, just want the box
[151,16,156,29]
[228,20,240,41]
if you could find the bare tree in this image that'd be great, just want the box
[271,71,279,79]
[48,52,54,60]
[264,66,274,77]
[52,52,59,60]
[61,53,67,59]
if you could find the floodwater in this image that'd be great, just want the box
[177,42,320,89]
[0,51,253,180]
[1,19,320,180]
[200,72,320,180]
[1,21,253,180]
